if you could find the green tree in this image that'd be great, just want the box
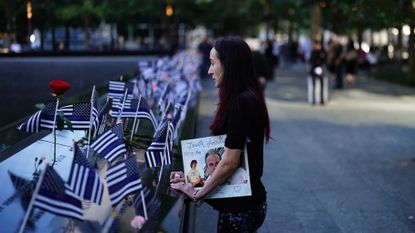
[32,0,61,50]
[322,0,415,79]
[0,0,27,44]
[57,0,104,49]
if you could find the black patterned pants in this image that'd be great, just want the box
[217,201,267,233]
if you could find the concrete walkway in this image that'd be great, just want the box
[191,65,415,233]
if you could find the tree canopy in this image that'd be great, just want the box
[0,0,413,42]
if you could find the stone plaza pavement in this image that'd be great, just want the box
[189,65,415,233]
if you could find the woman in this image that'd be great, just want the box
[170,36,271,233]
[344,38,358,84]
[308,39,326,105]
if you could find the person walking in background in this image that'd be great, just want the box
[344,38,358,84]
[289,39,299,64]
[300,37,313,63]
[247,38,271,91]
[170,36,271,233]
[264,39,278,81]
[309,39,327,105]
[251,49,270,91]
[327,37,344,89]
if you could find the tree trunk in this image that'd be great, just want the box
[65,25,70,51]
[288,21,293,42]
[409,23,415,77]
[51,26,57,51]
[40,25,44,51]
[310,2,321,41]
[357,28,363,50]
[264,0,272,39]
[84,16,90,50]
[396,26,402,60]
[110,23,115,50]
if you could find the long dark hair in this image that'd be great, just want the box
[209,36,271,142]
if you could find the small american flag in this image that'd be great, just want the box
[137,77,151,100]
[90,123,126,163]
[157,83,171,115]
[17,102,57,132]
[67,144,104,205]
[171,103,186,140]
[138,60,152,70]
[145,120,174,167]
[107,81,134,101]
[59,103,93,130]
[89,89,100,138]
[108,80,135,118]
[111,96,157,129]
[34,166,84,221]
[93,98,112,137]
[39,102,59,130]
[106,156,142,207]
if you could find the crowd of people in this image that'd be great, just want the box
[198,34,380,96]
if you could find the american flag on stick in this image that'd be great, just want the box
[106,156,142,207]
[67,144,104,205]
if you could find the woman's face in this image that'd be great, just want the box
[208,48,224,88]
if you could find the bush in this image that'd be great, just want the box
[371,61,415,87]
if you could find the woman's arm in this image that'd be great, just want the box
[169,147,242,200]
[195,147,241,200]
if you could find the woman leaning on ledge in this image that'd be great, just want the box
[170,36,271,233]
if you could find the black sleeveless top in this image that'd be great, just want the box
[206,90,267,213]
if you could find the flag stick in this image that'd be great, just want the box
[99,113,107,134]
[154,166,164,196]
[116,88,128,160]
[184,84,193,108]
[133,118,141,137]
[157,82,169,116]
[174,86,192,140]
[18,162,49,233]
[117,88,129,124]
[159,100,171,127]
[130,95,142,141]
[154,121,171,195]
[101,199,125,233]
[98,97,110,135]
[86,85,96,158]
[140,190,148,220]
[51,99,60,167]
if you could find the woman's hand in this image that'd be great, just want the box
[170,171,198,200]
[170,171,185,185]
[174,182,196,199]
[170,171,186,190]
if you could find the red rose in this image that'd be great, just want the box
[49,80,71,95]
